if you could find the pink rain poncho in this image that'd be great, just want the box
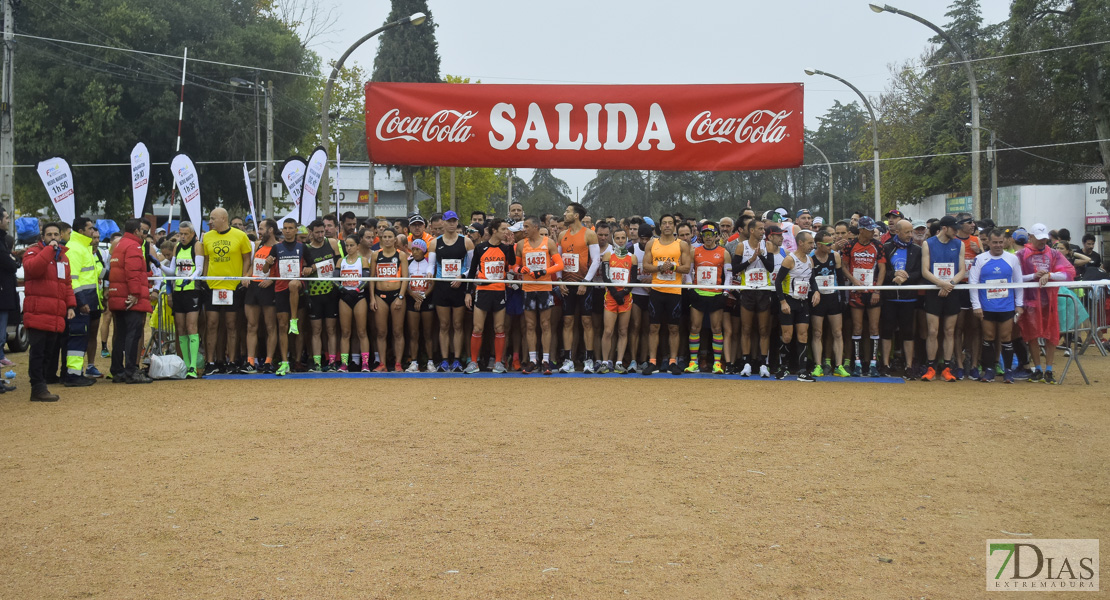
[1015,244,1075,342]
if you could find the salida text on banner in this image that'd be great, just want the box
[365,83,803,171]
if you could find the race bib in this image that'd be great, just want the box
[986,278,1008,300]
[696,266,718,286]
[252,257,268,278]
[442,258,462,279]
[410,277,428,293]
[792,279,810,299]
[340,266,360,289]
[610,267,629,285]
[212,289,233,306]
[176,261,195,278]
[57,262,67,279]
[377,262,398,278]
[745,269,769,289]
[933,262,954,282]
[965,258,975,272]
[562,253,579,274]
[279,258,299,279]
[655,260,676,281]
[524,251,547,271]
[816,275,836,294]
[315,259,335,279]
[853,268,874,287]
[483,259,505,280]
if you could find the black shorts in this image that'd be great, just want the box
[433,283,466,308]
[339,288,366,308]
[810,292,843,317]
[406,293,434,313]
[681,289,695,317]
[307,291,339,320]
[203,287,240,312]
[982,309,1016,323]
[474,289,507,313]
[375,288,401,308]
[957,289,972,310]
[631,293,649,311]
[244,283,275,307]
[924,290,961,317]
[592,287,606,316]
[648,289,682,325]
[691,293,726,314]
[779,296,810,326]
[880,300,917,339]
[173,289,202,314]
[848,291,879,309]
[561,285,594,316]
[275,290,292,314]
[523,290,554,312]
[739,289,773,313]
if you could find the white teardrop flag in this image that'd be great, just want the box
[130,142,150,218]
[35,157,76,225]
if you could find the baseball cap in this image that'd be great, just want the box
[409,214,426,225]
[699,223,719,235]
[155,227,166,234]
[885,209,904,218]
[977,218,996,230]
[912,219,927,229]
[1013,228,1029,243]
[937,215,958,229]
[812,216,825,226]
[765,224,784,235]
[762,210,783,224]
[643,216,655,227]
[1030,223,1050,240]
[443,210,459,221]
[637,223,655,238]
[858,216,877,230]
[410,239,427,253]
[956,215,975,225]
[774,207,789,218]
[795,208,811,219]
[507,220,524,233]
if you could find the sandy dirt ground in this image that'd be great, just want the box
[0,356,1107,599]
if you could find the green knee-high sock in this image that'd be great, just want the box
[187,334,201,370]
[179,335,191,368]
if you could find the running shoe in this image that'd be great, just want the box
[980,369,995,383]
[450,360,464,373]
[100,346,110,358]
[437,360,450,373]
[596,362,610,375]
[405,361,420,373]
[1003,370,1015,384]
[954,367,965,381]
[869,363,881,378]
[850,363,862,377]
[797,371,816,382]
[583,359,595,374]
[488,357,497,371]
[85,366,104,378]
[614,362,627,374]
[521,361,536,375]
[372,364,388,373]
[1012,368,1032,380]
[205,362,221,375]
[1029,369,1044,383]
[758,365,771,378]
[921,366,936,382]
[941,367,957,382]
[542,361,554,376]
[641,362,657,376]
[464,361,481,374]
[426,360,436,373]
[261,362,274,375]
[774,366,787,380]
[668,362,682,376]
[492,362,507,374]
[275,362,290,377]
[288,318,300,335]
[724,363,737,375]
[311,362,322,373]
[628,360,638,373]
[1043,371,1056,385]
[513,357,521,371]
[559,359,575,374]
[186,367,198,380]
[362,362,372,373]
[338,364,349,373]
[321,361,333,373]
[240,363,257,375]
[739,363,753,377]
[969,367,980,381]
[995,364,1005,375]
[811,364,825,378]
[833,365,851,378]
[392,362,402,373]
[684,361,699,374]
[712,361,724,375]
[903,366,916,381]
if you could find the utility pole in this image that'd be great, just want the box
[434,167,441,213]
[1,0,14,217]
[449,167,456,212]
[253,71,262,209]
[265,80,274,219]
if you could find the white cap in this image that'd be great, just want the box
[812,216,825,226]
[1030,223,1050,240]
[507,221,524,233]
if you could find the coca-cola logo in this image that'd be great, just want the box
[686,110,792,144]
[376,108,477,143]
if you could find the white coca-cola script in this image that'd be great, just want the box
[685,110,792,144]
[375,109,477,143]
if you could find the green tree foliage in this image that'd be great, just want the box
[311,62,370,163]
[515,169,571,216]
[413,167,501,219]
[805,101,870,220]
[15,0,318,220]
[371,0,441,214]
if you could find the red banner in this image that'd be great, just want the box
[365,83,803,171]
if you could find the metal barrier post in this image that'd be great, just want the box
[1057,288,1090,385]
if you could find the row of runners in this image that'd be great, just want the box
[156,202,1076,383]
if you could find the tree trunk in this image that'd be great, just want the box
[403,166,415,215]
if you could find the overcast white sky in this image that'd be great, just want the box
[317,0,1012,200]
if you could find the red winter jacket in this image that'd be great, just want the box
[107,232,153,313]
[22,241,77,333]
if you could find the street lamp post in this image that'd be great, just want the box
[970,123,999,219]
[319,11,426,216]
[870,3,982,220]
[805,139,834,222]
[804,69,880,218]
[230,75,263,209]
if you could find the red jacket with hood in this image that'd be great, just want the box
[22,241,77,332]
[107,232,153,313]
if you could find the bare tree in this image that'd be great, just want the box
[265,0,340,49]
